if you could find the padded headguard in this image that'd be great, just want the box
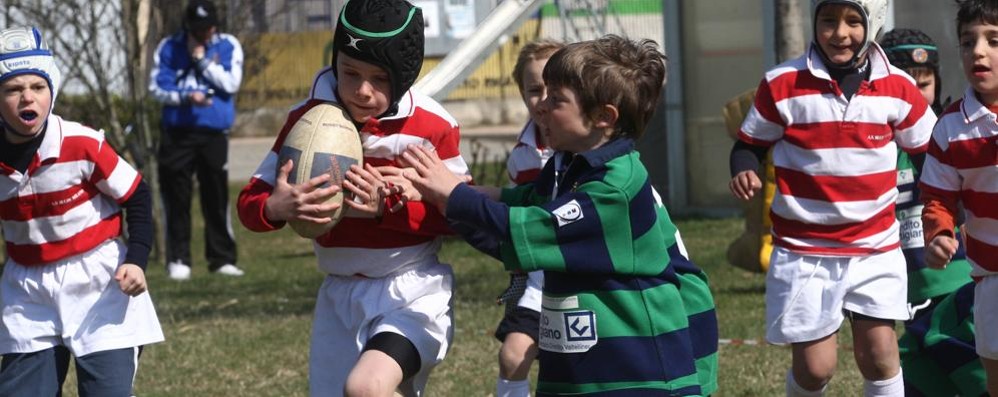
[812,0,889,68]
[880,29,939,73]
[332,0,424,113]
[880,28,942,111]
[0,27,61,118]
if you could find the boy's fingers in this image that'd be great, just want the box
[306,173,332,190]
[342,180,371,201]
[277,159,294,184]
[365,163,385,179]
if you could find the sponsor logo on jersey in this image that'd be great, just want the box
[539,308,598,353]
[552,199,583,227]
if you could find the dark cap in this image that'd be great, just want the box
[331,0,424,113]
[880,28,939,72]
[185,0,219,31]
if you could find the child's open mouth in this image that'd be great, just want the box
[19,110,38,121]
[973,65,991,73]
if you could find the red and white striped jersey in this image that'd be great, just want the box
[0,115,141,265]
[920,88,998,275]
[739,43,935,256]
[238,67,469,277]
[506,121,553,185]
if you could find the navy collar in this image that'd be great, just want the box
[570,138,635,169]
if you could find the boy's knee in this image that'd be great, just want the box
[343,373,397,397]
[794,362,835,389]
[854,346,900,380]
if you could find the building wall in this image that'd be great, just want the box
[679,0,767,209]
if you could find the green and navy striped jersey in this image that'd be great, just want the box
[899,282,985,396]
[896,150,972,303]
[498,139,718,396]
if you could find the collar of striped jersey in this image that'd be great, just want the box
[960,87,997,124]
[518,120,548,150]
[571,137,635,169]
[309,66,416,121]
[806,41,892,83]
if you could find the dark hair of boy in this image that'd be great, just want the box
[956,0,998,35]
[511,39,564,89]
[542,35,666,140]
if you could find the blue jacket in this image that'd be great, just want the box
[149,31,243,131]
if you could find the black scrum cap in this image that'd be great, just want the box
[332,0,424,113]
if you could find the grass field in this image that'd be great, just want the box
[61,186,873,396]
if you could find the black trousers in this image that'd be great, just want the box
[158,127,237,270]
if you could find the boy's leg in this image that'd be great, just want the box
[0,346,71,396]
[789,333,838,393]
[850,315,900,379]
[495,273,540,397]
[981,358,998,396]
[75,346,138,397]
[765,248,848,393]
[850,315,904,396]
[974,276,998,396]
[841,249,909,396]
[344,332,416,397]
[499,331,538,380]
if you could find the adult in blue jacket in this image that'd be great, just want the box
[149,0,243,280]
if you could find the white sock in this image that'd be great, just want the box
[786,369,826,397]
[496,377,531,397]
[863,368,903,397]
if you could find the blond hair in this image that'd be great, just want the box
[511,39,565,91]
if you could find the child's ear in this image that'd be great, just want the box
[593,104,619,129]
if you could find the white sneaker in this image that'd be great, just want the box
[167,261,191,281]
[213,264,245,277]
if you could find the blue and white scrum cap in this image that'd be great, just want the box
[331,0,424,113]
[0,26,62,104]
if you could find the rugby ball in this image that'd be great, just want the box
[277,103,363,238]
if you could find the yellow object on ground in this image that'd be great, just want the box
[722,89,775,274]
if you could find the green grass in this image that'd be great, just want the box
[58,188,874,396]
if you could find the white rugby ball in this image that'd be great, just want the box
[277,103,363,238]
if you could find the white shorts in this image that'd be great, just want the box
[309,259,453,397]
[765,246,908,345]
[974,276,998,359]
[0,240,165,356]
[516,271,543,312]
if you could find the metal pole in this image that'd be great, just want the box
[663,0,686,210]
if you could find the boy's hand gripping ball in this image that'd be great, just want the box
[277,103,363,238]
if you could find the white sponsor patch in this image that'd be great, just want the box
[539,308,598,353]
[542,295,579,310]
[897,169,915,185]
[898,205,925,249]
[552,199,583,227]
